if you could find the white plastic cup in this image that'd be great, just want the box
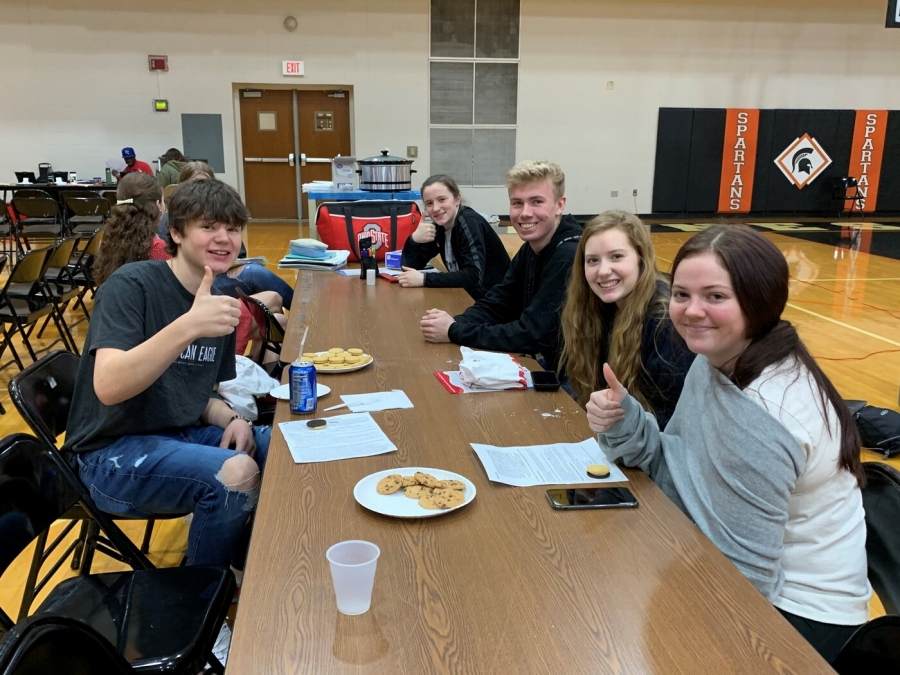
[326,540,380,615]
[366,269,376,286]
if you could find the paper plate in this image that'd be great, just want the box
[353,467,476,519]
[310,351,374,374]
[269,383,331,400]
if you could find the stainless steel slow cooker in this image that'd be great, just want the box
[357,150,416,192]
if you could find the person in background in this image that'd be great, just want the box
[588,224,870,664]
[112,147,154,180]
[94,173,285,362]
[65,177,271,569]
[159,161,294,309]
[157,148,189,188]
[399,174,510,301]
[558,210,693,428]
[419,160,581,373]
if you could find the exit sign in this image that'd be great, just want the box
[282,60,304,76]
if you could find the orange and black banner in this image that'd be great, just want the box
[846,110,887,212]
[717,109,759,213]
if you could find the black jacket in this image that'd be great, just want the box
[401,206,511,300]
[448,215,583,370]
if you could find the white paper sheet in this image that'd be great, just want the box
[279,412,396,464]
[470,437,628,486]
[105,157,126,172]
[340,389,413,412]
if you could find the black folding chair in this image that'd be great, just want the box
[64,197,109,235]
[861,462,900,614]
[830,176,865,219]
[10,198,62,250]
[67,228,104,309]
[0,615,136,674]
[34,235,82,354]
[236,288,285,365]
[0,245,75,366]
[0,201,24,262]
[833,614,900,675]
[0,433,232,674]
[8,351,186,592]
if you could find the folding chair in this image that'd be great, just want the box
[64,197,109,235]
[0,200,24,262]
[861,462,900,614]
[830,176,865,219]
[236,288,285,365]
[67,227,104,312]
[34,235,83,354]
[10,198,63,250]
[0,433,233,674]
[0,245,75,365]
[102,191,118,209]
[833,614,900,675]
[8,351,187,593]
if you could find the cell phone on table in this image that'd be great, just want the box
[546,487,638,510]
[531,371,560,392]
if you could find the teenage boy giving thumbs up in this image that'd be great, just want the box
[65,179,271,569]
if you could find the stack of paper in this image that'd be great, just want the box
[278,249,350,270]
[301,181,334,193]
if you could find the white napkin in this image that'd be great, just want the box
[458,347,527,390]
[218,356,280,419]
[340,389,413,412]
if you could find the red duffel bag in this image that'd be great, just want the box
[315,200,421,262]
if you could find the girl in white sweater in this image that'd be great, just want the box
[587,224,870,664]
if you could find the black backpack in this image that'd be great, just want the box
[850,402,900,459]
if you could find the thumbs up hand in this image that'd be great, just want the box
[188,266,243,338]
[586,363,629,433]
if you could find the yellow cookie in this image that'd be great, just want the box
[431,489,465,508]
[348,348,363,356]
[414,472,440,488]
[404,485,433,499]
[586,464,611,479]
[302,352,318,359]
[418,495,443,510]
[376,474,403,495]
[312,356,328,364]
[438,479,465,492]
[328,348,344,354]
[401,475,418,487]
[344,356,360,365]
[328,356,345,364]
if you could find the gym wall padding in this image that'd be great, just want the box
[877,111,900,212]
[652,109,694,213]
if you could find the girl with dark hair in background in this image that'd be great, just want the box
[587,224,870,664]
[400,174,510,300]
[558,210,692,427]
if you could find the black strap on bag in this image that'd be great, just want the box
[339,203,402,257]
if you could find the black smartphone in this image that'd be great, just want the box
[546,487,638,510]
[531,371,561,392]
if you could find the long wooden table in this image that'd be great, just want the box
[228,271,832,674]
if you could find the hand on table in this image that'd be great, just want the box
[398,266,425,288]
[586,363,628,433]
[420,308,454,343]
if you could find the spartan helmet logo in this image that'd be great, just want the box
[791,148,813,175]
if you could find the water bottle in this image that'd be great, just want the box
[105,167,112,183]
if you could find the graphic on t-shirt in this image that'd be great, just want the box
[178,343,218,365]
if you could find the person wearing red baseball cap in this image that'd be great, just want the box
[113,147,155,180]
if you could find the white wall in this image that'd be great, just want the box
[1,0,898,215]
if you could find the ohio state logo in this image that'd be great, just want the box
[358,223,390,250]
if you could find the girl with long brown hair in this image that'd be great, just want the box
[558,210,692,427]
[587,224,869,664]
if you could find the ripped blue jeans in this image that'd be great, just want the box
[76,425,271,568]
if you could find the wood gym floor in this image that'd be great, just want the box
[0,220,897,625]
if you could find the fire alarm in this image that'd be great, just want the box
[149,55,168,72]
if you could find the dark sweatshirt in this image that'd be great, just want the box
[401,205,511,300]
[448,215,582,371]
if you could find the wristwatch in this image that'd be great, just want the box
[230,413,254,429]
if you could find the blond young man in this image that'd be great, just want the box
[420,160,582,371]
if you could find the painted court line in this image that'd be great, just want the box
[786,303,900,347]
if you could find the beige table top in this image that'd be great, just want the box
[228,271,831,674]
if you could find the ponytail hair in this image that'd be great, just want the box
[671,224,864,486]
[94,173,162,285]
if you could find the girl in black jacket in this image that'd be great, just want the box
[400,175,510,300]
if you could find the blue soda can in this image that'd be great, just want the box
[289,359,317,414]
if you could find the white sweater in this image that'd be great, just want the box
[601,356,870,625]
[745,360,871,625]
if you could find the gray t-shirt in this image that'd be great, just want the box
[64,260,236,454]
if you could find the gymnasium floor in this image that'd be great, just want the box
[1,220,898,625]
